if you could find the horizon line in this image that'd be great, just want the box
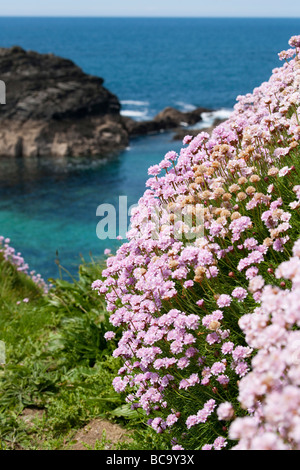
[0,15,299,19]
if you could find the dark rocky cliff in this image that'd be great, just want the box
[0,46,128,157]
[0,46,212,158]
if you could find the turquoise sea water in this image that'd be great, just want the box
[0,135,183,278]
[0,17,299,279]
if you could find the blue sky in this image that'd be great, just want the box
[1,0,300,17]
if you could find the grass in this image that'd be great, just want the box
[0,253,167,450]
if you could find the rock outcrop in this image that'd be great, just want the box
[123,106,211,138]
[0,46,213,158]
[0,46,128,158]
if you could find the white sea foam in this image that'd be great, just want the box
[176,101,197,112]
[120,109,149,118]
[120,99,151,120]
[190,108,233,130]
[121,100,150,106]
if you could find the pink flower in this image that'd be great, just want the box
[221,342,235,355]
[213,436,227,450]
[232,346,252,361]
[206,332,220,345]
[232,287,248,301]
[249,275,265,293]
[274,148,290,158]
[160,160,172,170]
[211,361,226,376]
[104,331,116,341]
[165,151,177,161]
[186,415,199,429]
[148,165,161,176]
[217,402,235,421]
[216,375,230,385]
[278,166,291,177]
[245,266,259,280]
[183,135,193,145]
[217,294,232,308]
[278,49,296,60]
[166,413,179,427]
[289,35,300,48]
[184,280,194,289]
[177,357,190,369]
[202,444,213,450]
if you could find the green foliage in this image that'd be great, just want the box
[115,425,171,451]
[0,256,131,450]
[82,430,113,450]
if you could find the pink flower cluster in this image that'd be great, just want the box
[0,236,49,293]
[93,36,300,449]
[227,238,300,450]
[186,399,216,429]
[202,436,227,451]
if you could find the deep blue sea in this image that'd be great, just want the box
[0,17,299,280]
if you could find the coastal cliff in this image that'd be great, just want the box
[0,46,211,158]
[0,46,129,158]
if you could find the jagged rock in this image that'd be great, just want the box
[0,46,128,158]
[122,106,212,138]
[153,106,210,128]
